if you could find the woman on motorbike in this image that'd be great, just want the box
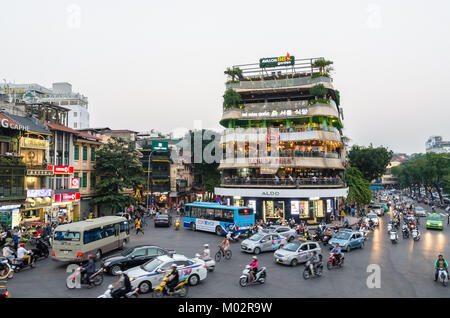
[249,256,258,282]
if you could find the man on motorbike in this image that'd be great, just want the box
[199,244,211,261]
[16,243,31,266]
[217,236,230,257]
[434,254,449,281]
[308,251,321,276]
[2,241,15,262]
[249,256,258,282]
[331,243,342,263]
[81,254,95,288]
[166,264,179,292]
[111,271,132,298]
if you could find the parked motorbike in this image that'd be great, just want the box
[437,268,448,287]
[152,276,189,297]
[195,253,215,272]
[390,230,398,244]
[239,265,267,287]
[401,224,409,239]
[411,227,421,241]
[98,284,140,298]
[0,257,13,279]
[66,265,104,289]
[326,252,345,270]
[303,260,323,279]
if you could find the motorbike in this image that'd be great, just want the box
[0,280,8,298]
[359,225,368,241]
[322,232,332,244]
[31,238,49,260]
[152,276,189,297]
[401,224,409,239]
[326,252,344,270]
[0,257,13,279]
[226,231,240,242]
[174,219,180,231]
[387,223,393,233]
[411,227,420,241]
[390,230,398,244]
[10,251,38,272]
[437,268,448,287]
[303,260,323,279]
[195,253,215,272]
[368,220,375,231]
[66,265,104,289]
[239,265,267,287]
[312,230,323,242]
[98,284,140,298]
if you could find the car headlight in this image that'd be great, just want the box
[427,222,431,226]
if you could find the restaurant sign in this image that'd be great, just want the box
[54,192,80,202]
[27,169,54,176]
[27,189,52,198]
[152,141,168,152]
[47,165,74,174]
[242,108,308,118]
[0,114,29,131]
[20,137,48,150]
[259,53,295,68]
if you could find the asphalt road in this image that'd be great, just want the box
[6,208,450,298]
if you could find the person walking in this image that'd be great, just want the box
[135,219,144,235]
[340,209,345,223]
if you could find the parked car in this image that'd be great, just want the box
[103,245,173,275]
[125,254,207,294]
[414,206,427,217]
[274,241,321,266]
[261,225,297,242]
[328,230,364,252]
[241,233,287,255]
[426,213,443,230]
[154,214,172,227]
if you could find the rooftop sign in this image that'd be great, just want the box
[152,141,168,152]
[259,53,295,68]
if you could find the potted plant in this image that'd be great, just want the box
[224,67,243,84]
[223,88,242,110]
[311,58,334,77]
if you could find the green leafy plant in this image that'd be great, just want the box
[312,58,334,76]
[309,98,330,105]
[224,67,243,82]
[311,73,330,79]
[223,88,242,109]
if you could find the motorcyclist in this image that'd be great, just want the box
[434,254,449,281]
[217,236,230,257]
[81,254,95,288]
[16,243,31,266]
[331,243,342,263]
[166,264,179,292]
[2,241,15,262]
[249,256,258,282]
[111,271,132,298]
[368,219,374,230]
[199,244,211,261]
[308,251,321,276]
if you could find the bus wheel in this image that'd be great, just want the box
[215,226,222,236]
[95,249,102,261]
[190,223,196,231]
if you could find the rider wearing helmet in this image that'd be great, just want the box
[434,254,448,281]
[200,244,211,261]
[166,264,179,292]
[249,256,258,281]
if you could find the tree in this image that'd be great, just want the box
[348,145,393,182]
[223,88,242,109]
[312,58,334,75]
[309,84,327,100]
[345,166,373,206]
[93,137,145,213]
[224,67,243,82]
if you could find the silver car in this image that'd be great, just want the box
[369,204,383,216]
[261,225,297,242]
[415,206,427,217]
[274,241,322,266]
[241,233,287,255]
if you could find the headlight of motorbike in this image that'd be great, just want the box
[130,277,136,282]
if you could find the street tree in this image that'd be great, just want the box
[348,145,393,182]
[345,166,373,208]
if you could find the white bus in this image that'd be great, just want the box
[51,216,130,262]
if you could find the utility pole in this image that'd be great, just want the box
[145,149,153,211]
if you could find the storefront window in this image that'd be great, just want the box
[291,200,309,218]
[263,200,285,221]
[234,199,244,207]
[313,200,324,218]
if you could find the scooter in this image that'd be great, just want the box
[66,265,104,289]
[10,252,38,273]
[303,260,323,279]
[437,267,448,287]
[239,265,267,287]
[226,231,240,242]
[31,238,49,259]
[0,280,9,298]
[326,252,345,270]
[387,222,393,233]
[152,276,189,297]
[401,224,409,239]
[0,257,13,279]
[98,284,140,298]
[195,253,215,272]
[390,230,398,244]
[322,232,332,244]
[411,227,421,241]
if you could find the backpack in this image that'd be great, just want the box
[123,274,132,291]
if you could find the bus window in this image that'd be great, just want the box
[191,207,200,218]
[84,227,101,244]
[215,209,223,221]
[54,231,80,241]
[120,221,129,233]
[205,208,215,220]
[223,210,234,222]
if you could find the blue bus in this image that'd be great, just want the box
[184,202,255,236]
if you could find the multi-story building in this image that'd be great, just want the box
[381,160,401,188]
[426,136,450,154]
[215,55,348,224]
[73,131,102,219]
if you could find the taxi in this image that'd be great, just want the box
[240,233,287,255]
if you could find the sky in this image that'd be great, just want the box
[1,0,449,154]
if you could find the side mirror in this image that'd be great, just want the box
[131,255,135,259]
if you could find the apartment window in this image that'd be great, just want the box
[73,112,78,117]
[82,172,87,188]
[83,146,87,161]
[74,145,79,160]
[91,147,95,161]
[90,173,96,188]
[74,122,77,128]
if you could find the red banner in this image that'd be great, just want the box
[47,165,74,174]
[54,192,80,202]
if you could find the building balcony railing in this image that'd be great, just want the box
[222,151,341,160]
[221,177,345,188]
[226,76,332,91]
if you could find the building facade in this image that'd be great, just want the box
[215,55,348,224]
[426,136,450,154]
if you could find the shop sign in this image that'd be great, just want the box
[266,132,280,144]
[12,210,21,228]
[47,165,74,174]
[27,189,52,198]
[54,192,80,202]
[71,178,79,189]
[20,137,48,150]
[248,158,293,165]
[241,108,308,118]
[0,205,21,211]
[0,114,29,131]
[261,191,280,197]
[259,54,295,68]
[27,169,54,176]
[152,141,168,152]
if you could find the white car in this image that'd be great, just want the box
[261,225,297,242]
[125,254,207,294]
[365,213,379,226]
[414,207,427,217]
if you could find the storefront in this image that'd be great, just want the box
[52,192,80,223]
[20,189,53,224]
[0,204,21,230]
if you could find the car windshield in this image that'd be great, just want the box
[428,216,442,221]
[334,232,351,240]
[121,248,134,256]
[282,243,300,252]
[54,231,80,241]
[367,215,377,218]
[142,258,163,272]
[416,207,424,211]
[249,234,264,241]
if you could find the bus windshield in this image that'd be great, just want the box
[54,231,80,241]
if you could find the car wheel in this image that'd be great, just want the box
[254,247,261,255]
[290,259,298,266]
[360,242,364,249]
[110,265,122,276]
[346,245,351,253]
[188,274,200,286]
[138,281,152,294]
[215,226,222,236]
[190,223,196,231]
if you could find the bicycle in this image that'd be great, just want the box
[214,247,232,262]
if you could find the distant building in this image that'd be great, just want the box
[426,136,450,154]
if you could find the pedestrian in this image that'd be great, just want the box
[135,219,144,235]
[340,209,345,222]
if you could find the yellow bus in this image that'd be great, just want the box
[51,216,130,262]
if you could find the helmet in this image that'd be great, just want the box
[19,243,25,247]
[116,271,123,275]
[252,256,257,260]
[171,263,177,268]
[204,244,209,247]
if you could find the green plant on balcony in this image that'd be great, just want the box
[223,88,243,110]
[0,156,25,166]
[224,67,243,83]
[312,58,334,76]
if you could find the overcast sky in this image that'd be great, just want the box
[1,0,449,154]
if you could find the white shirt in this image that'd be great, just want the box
[17,246,29,258]
[3,246,14,258]
[201,248,211,260]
